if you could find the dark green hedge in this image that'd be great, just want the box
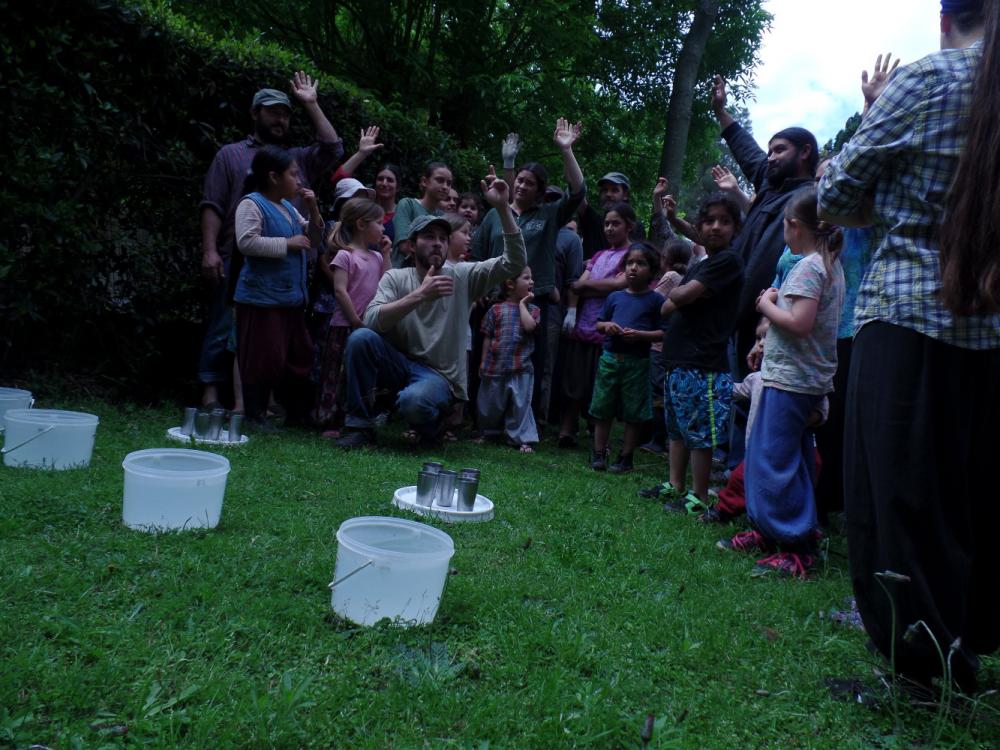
[0,0,484,399]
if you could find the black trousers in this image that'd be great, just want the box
[845,322,1000,688]
[814,337,853,520]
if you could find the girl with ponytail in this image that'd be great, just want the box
[719,184,845,578]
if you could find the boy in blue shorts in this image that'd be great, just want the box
[639,194,744,512]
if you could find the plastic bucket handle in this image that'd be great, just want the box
[327,559,374,590]
[1,425,55,455]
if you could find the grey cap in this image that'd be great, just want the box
[597,172,631,189]
[252,88,292,109]
[408,214,452,240]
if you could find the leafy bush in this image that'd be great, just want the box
[0,0,484,398]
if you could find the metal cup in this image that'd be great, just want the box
[458,468,480,497]
[227,413,244,442]
[416,470,437,507]
[206,408,226,441]
[434,470,457,508]
[422,461,444,475]
[194,411,211,439]
[180,407,198,436]
[456,477,479,512]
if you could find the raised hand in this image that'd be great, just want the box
[711,165,738,193]
[861,53,899,111]
[290,71,319,105]
[553,118,581,150]
[358,126,383,156]
[481,177,510,208]
[663,194,678,220]
[379,235,392,256]
[520,291,534,305]
[501,133,521,168]
[483,164,498,189]
[652,177,669,202]
[710,75,727,113]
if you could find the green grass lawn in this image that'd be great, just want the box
[1,400,997,749]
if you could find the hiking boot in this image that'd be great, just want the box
[716,529,769,553]
[590,448,608,471]
[638,481,679,500]
[608,452,634,474]
[664,491,712,515]
[751,551,815,579]
[335,429,376,450]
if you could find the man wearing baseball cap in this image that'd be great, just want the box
[196,72,343,413]
[576,171,647,259]
[336,180,526,449]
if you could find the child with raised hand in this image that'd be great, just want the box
[313,197,391,435]
[233,145,324,432]
[476,266,541,452]
[589,242,665,472]
[392,161,453,267]
[558,202,635,446]
[719,185,844,578]
[639,194,744,511]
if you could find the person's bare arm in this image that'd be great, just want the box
[554,119,585,194]
[479,334,492,374]
[332,264,364,329]
[338,126,384,175]
[290,71,338,142]
[519,296,538,333]
[756,288,818,337]
[669,279,709,308]
[573,273,627,297]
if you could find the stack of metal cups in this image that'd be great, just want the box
[416,462,442,507]
[456,468,480,512]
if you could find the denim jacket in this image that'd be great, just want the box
[234,192,309,307]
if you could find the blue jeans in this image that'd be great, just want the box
[197,259,233,385]
[342,328,452,436]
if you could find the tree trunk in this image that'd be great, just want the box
[658,0,722,188]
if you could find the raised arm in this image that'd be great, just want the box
[290,71,339,143]
[338,126,384,176]
[711,75,735,132]
[501,133,521,187]
[554,119,584,194]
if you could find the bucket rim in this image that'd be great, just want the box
[336,515,455,560]
[4,409,98,425]
[123,448,230,478]
[0,387,33,398]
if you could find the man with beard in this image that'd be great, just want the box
[197,72,343,411]
[709,76,818,374]
[336,180,526,449]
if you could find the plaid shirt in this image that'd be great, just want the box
[818,41,1000,349]
[480,300,539,377]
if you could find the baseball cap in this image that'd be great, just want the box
[408,214,452,240]
[597,172,631,190]
[252,88,292,109]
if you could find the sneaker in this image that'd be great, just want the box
[590,448,608,471]
[608,453,634,474]
[697,505,734,525]
[716,529,768,553]
[664,491,712,515]
[751,551,815,579]
[638,481,679,500]
[335,429,376,450]
[247,416,281,435]
[638,441,665,455]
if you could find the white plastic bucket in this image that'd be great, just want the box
[122,448,230,532]
[2,409,98,470]
[330,516,455,626]
[0,388,33,418]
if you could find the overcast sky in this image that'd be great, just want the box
[743,0,942,149]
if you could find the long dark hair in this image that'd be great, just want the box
[940,0,1000,314]
[241,145,295,196]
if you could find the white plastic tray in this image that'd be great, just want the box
[393,485,494,523]
[166,426,249,447]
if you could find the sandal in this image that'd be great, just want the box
[443,431,459,442]
[519,444,534,454]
